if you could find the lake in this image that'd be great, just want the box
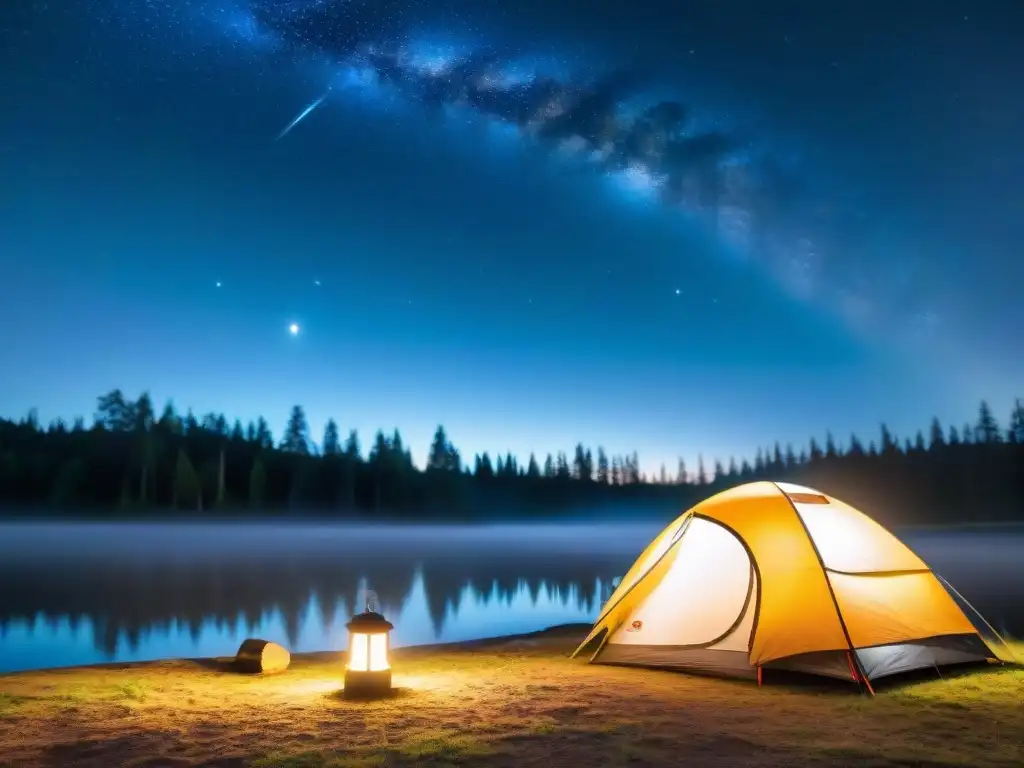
[0,521,1021,674]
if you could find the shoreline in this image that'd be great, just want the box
[1,514,1022,531]
[0,623,595,678]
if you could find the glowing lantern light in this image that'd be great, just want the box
[343,594,394,699]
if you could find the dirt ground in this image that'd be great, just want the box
[1,628,1021,768]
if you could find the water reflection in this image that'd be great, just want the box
[0,523,652,673]
[0,522,1020,674]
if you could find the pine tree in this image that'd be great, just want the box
[975,400,1001,444]
[526,453,540,477]
[344,429,361,459]
[961,422,973,445]
[255,417,274,449]
[597,448,610,483]
[696,454,708,485]
[809,438,823,462]
[281,406,310,454]
[476,452,494,479]
[322,419,341,456]
[556,452,571,479]
[573,444,587,480]
[427,426,445,469]
[913,430,926,453]
[95,389,136,431]
[824,431,838,459]
[880,423,898,455]
[675,457,687,485]
[784,443,798,468]
[928,418,945,450]
[543,453,555,478]
[1009,399,1024,444]
[158,401,181,433]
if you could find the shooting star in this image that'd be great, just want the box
[276,90,330,141]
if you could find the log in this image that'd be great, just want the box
[235,638,291,674]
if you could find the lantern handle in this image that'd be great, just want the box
[362,588,378,614]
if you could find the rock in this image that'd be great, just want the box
[234,638,290,674]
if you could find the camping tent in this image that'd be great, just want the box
[573,481,1005,690]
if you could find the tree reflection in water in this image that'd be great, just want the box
[0,522,652,671]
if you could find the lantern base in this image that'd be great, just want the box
[343,669,392,699]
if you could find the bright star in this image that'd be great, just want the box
[289,323,300,336]
[215,281,222,288]
[675,288,681,295]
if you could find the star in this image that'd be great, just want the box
[674,288,681,295]
[215,281,222,288]
[314,280,321,286]
[289,323,300,336]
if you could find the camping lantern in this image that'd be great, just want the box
[343,601,394,699]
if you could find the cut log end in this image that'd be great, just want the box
[235,638,291,674]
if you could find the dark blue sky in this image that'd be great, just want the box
[1,1,1021,473]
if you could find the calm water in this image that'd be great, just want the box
[0,521,1021,674]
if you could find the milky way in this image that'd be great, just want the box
[95,0,936,343]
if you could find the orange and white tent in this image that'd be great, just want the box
[573,481,1005,689]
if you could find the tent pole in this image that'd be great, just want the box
[589,631,611,662]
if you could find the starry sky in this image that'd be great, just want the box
[1,1,1022,473]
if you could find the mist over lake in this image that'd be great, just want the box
[0,520,1021,674]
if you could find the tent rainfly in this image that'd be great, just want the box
[573,481,1009,691]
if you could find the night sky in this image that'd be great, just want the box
[1,1,1021,473]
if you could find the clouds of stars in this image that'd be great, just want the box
[96,0,943,343]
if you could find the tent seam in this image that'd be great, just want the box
[771,481,872,689]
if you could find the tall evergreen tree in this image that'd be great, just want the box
[526,453,540,477]
[975,400,1001,444]
[1009,399,1024,444]
[675,457,687,485]
[95,389,136,431]
[255,417,274,449]
[281,406,311,454]
[696,454,708,485]
[322,419,341,456]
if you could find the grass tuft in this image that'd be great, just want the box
[0,693,27,717]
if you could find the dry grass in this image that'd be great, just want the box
[0,631,1021,768]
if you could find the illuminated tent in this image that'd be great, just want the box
[573,481,1006,690]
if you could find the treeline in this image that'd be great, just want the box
[0,390,1022,525]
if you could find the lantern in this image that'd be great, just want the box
[344,609,394,698]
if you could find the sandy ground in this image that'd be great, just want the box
[1,627,1022,768]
